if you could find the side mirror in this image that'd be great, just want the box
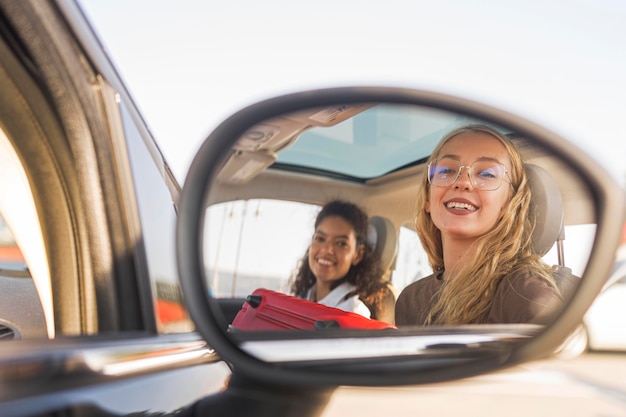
[177,86,625,387]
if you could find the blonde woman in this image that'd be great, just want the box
[395,125,563,326]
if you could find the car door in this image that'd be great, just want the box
[0,1,231,415]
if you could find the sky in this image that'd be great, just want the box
[77,0,626,187]
[73,0,626,286]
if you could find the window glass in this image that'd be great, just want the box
[204,199,320,298]
[0,128,48,339]
[392,226,432,292]
[0,216,26,271]
[276,104,510,179]
[0,214,46,340]
[119,103,192,333]
[543,224,596,277]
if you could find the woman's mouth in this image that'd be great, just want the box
[446,201,478,211]
[317,258,335,266]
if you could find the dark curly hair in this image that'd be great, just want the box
[290,200,392,319]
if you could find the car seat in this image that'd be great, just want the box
[526,163,579,300]
[368,216,398,277]
[367,215,399,323]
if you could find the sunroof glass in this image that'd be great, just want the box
[275,104,496,179]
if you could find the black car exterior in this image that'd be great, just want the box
[0,1,235,415]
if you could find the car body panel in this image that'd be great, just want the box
[0,338,231,416]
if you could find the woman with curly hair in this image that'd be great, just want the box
[395,124,563,326]
[291,200,394,321]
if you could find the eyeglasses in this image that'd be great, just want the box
[427,158,510,191]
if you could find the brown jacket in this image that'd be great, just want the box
[395,269,563,326]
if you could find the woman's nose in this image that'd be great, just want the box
[453,167,474,190]
[319,241,334,254]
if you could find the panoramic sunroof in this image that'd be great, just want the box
[275,104,500,179]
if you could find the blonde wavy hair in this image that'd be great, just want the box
[415,124,557,325]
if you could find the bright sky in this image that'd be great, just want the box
[74,0,625,287]
[78,0,626,188]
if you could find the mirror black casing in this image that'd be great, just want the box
[177,86,626,387]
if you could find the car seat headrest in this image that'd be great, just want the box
[367,215,398,273]
[526,163,565,256]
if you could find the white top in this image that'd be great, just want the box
[305,282,371,318]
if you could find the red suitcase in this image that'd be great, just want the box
[230,288,396,331]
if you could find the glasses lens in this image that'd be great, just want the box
[471,161,506,190]
[428,159,460,187]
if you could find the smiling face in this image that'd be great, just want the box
[308,215,364,287]
[427,132,513,244]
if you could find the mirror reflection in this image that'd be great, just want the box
[202,103,596,340]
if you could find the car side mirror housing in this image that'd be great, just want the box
[176,86,626,387]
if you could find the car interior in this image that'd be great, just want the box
[201,103,595,332]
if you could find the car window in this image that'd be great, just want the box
[0,214,46,340]
[276,104,510,180]
[0,216,26,272]
[119,103,193,333]
[0,129,48,339]
[392,226,433,291]
[204,199,320,297]
[544,224,596,277]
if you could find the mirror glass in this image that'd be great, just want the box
[200,102,597,362]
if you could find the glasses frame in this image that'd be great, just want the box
[427,159,511,191]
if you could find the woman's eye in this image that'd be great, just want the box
[437,167,456,177]
[336,241,348,248]
[477,169,497,179]
[478,168,500,179]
